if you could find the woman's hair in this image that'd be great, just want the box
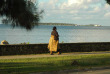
[53,26,57,30]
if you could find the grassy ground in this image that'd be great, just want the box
[0,53,110,74]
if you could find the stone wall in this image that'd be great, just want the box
[0,42,110,56]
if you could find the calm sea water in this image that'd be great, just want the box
[0,24,110,44]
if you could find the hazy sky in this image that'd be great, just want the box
[37,0,110,26]
[0,0,110,26]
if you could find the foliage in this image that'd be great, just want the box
[62,41,64,43]
[106,0,110,4]
[0,53,110,73]
[0,0,43,30]
[20,42,30,44]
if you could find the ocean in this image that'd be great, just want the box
[0,24,110,44]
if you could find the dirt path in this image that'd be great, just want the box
[0,51,110,59]
[30,67,110,74]
[73,69,110,74]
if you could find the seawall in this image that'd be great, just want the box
[0,42,110,56]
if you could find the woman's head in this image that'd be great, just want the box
[53,26,57,30]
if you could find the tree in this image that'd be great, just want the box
[106,0,110,4]
[0,0,43,30]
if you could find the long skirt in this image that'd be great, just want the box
[48,35,59,52]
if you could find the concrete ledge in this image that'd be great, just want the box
[0,42,110,56]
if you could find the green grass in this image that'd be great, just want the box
[0,54,110,74]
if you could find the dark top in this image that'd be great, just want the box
[51,30,59,40]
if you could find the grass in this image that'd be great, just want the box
[0,53,110,74]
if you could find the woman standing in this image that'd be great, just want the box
[48,26,61,55]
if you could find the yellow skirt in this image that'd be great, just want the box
[48,35,59,52]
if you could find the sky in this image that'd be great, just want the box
[0,0,110,26]
[37,0,110,26]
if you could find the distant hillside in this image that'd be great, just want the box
[33,23,101,26]
[38,23,77,26]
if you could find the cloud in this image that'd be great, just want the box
[68,0,83,5]
[38,0,110,25]
[104,12,110,17]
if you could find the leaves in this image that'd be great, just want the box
[0,0,42,30]
[106,0,110,5]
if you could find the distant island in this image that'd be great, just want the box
[37,23,101,26]
[77,24,101,27]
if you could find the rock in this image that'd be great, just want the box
[1,40,9,45]
[71,60,79,66]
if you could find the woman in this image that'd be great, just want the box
[48,26,61,55]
